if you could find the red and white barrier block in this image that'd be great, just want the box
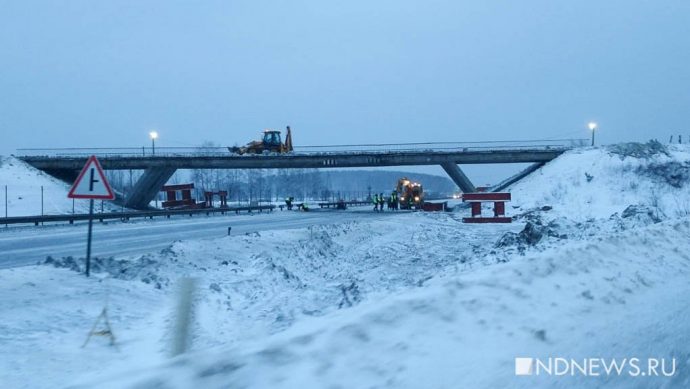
[462,192,512,223]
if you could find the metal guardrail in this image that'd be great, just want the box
[0,205,276,226]
[317,200,371,208]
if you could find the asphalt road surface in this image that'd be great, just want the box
[0,209,395,269]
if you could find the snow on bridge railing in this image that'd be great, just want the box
[16,139,587,157]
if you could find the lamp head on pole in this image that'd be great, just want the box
[149,131,159,140]
[588,122,597,131]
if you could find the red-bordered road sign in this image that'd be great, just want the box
[67,155,115,200]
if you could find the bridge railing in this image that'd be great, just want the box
[294,139,587,153]
[15,139,588,157]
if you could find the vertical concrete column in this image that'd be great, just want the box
[124,167,176,210]
[440,162,476,193]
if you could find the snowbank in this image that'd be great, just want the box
[0,156,120,216]
[78,218,690,389]
[0,214,519,389]
[510,142,690,221]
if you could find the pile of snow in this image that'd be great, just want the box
[0,156,121,216]
[0,213,519,389]
[78,218,690,389]
[510,142,690,221]
[472,141,690,261]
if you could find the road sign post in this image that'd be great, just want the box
[86,199,94,276]
[67,156,115,277]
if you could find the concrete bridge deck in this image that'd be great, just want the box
[17,144,575,210]
[20,148,567,170]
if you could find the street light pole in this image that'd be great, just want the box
[588,122,597,146]
[149,131,159,155]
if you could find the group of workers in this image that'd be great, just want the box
[283,192,408,212]
[285,196,310,211]
[372,191,400,212]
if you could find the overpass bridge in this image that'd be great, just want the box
[17,140,583,210]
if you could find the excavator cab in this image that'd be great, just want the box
[263,130,282,147]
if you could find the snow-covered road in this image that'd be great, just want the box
[0,209,395,269]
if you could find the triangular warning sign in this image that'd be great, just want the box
[68,155,115,200]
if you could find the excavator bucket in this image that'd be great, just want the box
[284,126,293,152]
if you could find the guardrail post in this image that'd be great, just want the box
[85,199,94,277]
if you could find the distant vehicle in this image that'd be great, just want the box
[396,177,424,209]
[228,126,294,155]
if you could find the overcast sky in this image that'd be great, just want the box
[1,1,689,165]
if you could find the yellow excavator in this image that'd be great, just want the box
[228,126,294,155]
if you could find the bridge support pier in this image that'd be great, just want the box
[124,167,177,210]
[490,162,545,192]
[441,162,476,193]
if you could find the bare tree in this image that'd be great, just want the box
[192,141,222,191]
[222,169,245,204]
